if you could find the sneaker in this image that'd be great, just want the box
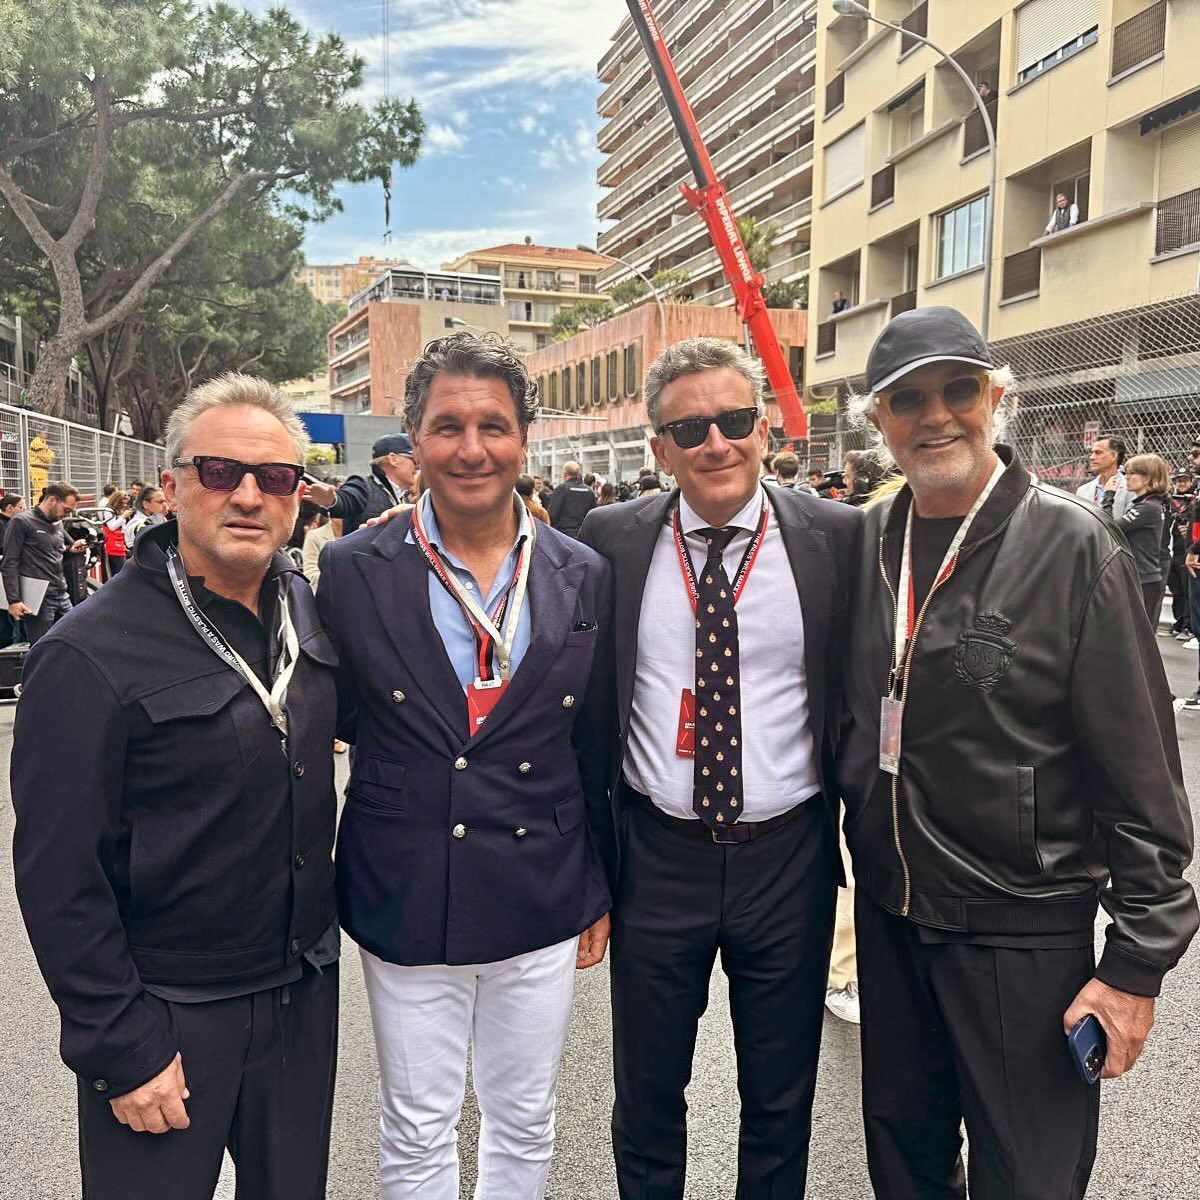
[1157,628,1174,637]
[1177,630,1194,641]
[825,981,860,1024]
[1183,691,1200,708]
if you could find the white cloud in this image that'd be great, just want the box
[517,114,540,135]
[425,122,466,154]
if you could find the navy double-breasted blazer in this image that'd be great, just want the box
[316,511,616,966]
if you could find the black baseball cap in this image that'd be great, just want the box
[866,306,994,394]
[372,433,413,459]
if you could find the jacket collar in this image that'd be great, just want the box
[881,444,1030,551]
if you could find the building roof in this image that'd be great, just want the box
[446,243,613,269]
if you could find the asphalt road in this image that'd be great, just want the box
[1,639,1198,1199]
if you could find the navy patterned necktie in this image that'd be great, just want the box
[692,527,742,828]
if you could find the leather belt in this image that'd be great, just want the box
[623,780,819,845]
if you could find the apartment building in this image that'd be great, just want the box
[296,257,413,306]
[326,267,507,416]
[807,0,1200,483]
[595,0,818,308]
[442,240,613,351]
[524,302,807,481]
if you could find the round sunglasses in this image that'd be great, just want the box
[657,406,759,450]
[878,373,988,420]
[172,455,304,496]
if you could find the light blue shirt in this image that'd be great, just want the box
[408,492,534,690]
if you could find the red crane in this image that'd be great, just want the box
[621,0,808,438]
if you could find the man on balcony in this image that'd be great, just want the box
[1045,192,1080,235]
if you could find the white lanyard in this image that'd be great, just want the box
[893,457,1006,680]
[411,493,534,682]
[165,546,299,740]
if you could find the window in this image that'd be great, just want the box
[580,274,597,294]
[888,83,925,155]
[624,345,639,396]
[824,123,865,201]
[1016,0,1100,83]
[549,374,558,408]
[1050,172,1090,222]
[561,368,571,409]
[537,271,556,289]
[607,351,619,401]
[936,195,987,278]
[592,356,602,403]
[576,362,587,407]
[904,243,920,291]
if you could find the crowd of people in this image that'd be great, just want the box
[6,314,1197,1200]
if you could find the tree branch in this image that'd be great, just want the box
[61,80,112,255]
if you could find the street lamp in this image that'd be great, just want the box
[576,244,669,349]
[831,0,998,342]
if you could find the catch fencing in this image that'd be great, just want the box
[0,401,166,505]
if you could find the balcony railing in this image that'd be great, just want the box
[817,321,837,357]
[1002,247,1041,300]
[1112,0,1167,77]
[962,98,998,159]
[826,72,845,114]
[899,2,928,57]
[891,289,917,317]
[332,361,371,392]
[1156,187,1200,255]
[871,164,895,208]
[330,325,370,362]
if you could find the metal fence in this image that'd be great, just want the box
[799,290,1200,491]
[0,400,165,504]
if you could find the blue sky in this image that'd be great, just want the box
[256,0,630,268]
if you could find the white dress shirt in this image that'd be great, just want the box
[624,486,819,821]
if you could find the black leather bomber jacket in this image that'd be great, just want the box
[839,446,1198,997]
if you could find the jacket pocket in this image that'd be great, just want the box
[554,796,584,835]
[348,753,406,814]
[1015,765,1043,873]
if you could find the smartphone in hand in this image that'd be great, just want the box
[1067,1014,1106,1085]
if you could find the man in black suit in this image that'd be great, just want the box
[546,460,596,537]
[580,337,861,1199]
[316,332,614,1199]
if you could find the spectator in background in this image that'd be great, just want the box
[584,472,598,495]
[761,453,777,485]
[598,482,618,506]
[306,434,415,535]
[774,452,801,489]
[1077,433,1133,518]
[0,492,25,646]
[1167,471,1195,638]
[3,482,86,645]
[1044,192,1080,235]
[127,481,145,511]
[805,468,825,494]
[636,470,664,496]
[1108,454,1172,625]
[101,491,130,578]
[546,460,597,537]
[94,483,117,516]
[976,80,995,103]
[534,474,554,508]
[832,290,850,315]
[516,472,551,525]
[123,486,167,551]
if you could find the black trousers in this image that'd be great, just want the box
[1167,559,1189,629]
[856,893,1099,1200]
[78,966,339,1200]
[611,794,837,1200]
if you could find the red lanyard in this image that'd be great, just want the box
[412,511,527,683]
[672,497,769,614]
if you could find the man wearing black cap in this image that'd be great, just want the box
[839,306,1197,1198]
[307,433,415,534]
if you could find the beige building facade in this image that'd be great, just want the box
[595,0,818,308]
[326,267,507,416]
[442,241,613,352]
[296,257,413,306]
[807,0,1200,482]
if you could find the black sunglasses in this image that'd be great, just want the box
[879,373,988,420]
[172,455,303,496]
[657,407,759,450]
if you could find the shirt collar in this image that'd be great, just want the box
[410,490,532,564]
[678,485,765,539]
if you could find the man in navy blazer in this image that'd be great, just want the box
[580,337,862,1199]
[315,332,614,1200]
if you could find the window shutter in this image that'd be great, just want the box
[1160,117,1200,198]
[1016,0,1100,72]
[824,123,865,200]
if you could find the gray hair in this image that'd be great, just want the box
[403,331,538,434]
[166,373,310,466]
[846,364,1016,471]
[644,337,766,429]
[562,460,581,478]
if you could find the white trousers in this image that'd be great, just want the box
[360,937,578,1200]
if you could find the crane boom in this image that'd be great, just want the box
[622,0,808,437]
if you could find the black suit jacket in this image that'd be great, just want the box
[317,511,616,966]
[579,485,862,860]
